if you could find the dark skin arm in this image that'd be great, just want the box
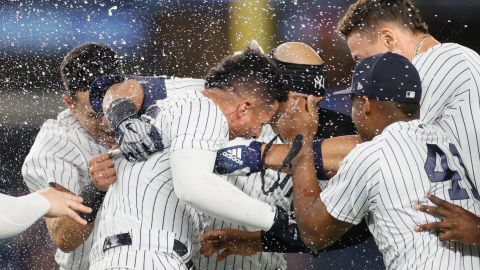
[278,96,352,250]
[415,194,480,244]
[290,141,352,249]
[45,153,117,252]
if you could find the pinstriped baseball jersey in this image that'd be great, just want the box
[197,124,290,270]
[22,109,108,270]
[413,43,480,190]
[23,77,205,269]
[320,120,480,269]
[90,89,229,268]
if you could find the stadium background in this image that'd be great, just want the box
[0,0,478,269]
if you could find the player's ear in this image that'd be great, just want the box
[63,95,76,111]
[237,101,253,118]
[362,96,371,116]
[379,28,396,50]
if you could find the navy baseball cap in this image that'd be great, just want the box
[337,52,422,103]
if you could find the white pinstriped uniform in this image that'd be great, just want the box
[89,84,231,269]
[197,124,290,270]
[321,120,480,269]
[413,43,480,189]
[22,109,108,270]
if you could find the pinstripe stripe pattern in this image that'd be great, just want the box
[321,120,480,269]
[22,109,108,270]
[413,43,480,190]
[197,124,289,270]
[90,88,229,268]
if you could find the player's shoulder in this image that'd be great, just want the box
[38,109,79,135]
[413,43,471,68]
[156,90,216,112]
[341,137,383,168]
[164,76,205,90]
[34,109,97,149]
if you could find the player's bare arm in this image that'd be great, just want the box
[44,183,95,252]
[44,155,115,252]
[415,194,480,244]
[279,96,352,250]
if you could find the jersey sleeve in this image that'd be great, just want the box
[166,97,229,152]
[320,142,381,225]
[22,128,86,195]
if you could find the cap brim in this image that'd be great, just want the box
[332,88,353,95]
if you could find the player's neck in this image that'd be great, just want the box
[410,32,440,59]
[269,102,288,134]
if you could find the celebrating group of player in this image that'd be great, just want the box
[1,0,479,269]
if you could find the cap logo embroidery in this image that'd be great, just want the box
[357,82,363,90]
[406,91,416,98]
[314,75,325,90]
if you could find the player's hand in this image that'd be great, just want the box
[414,193,480,244]
[214,138,263,176]
[200,229,262,261]
[277,95,322,142]
[39,187,92,225]
[89,153,117,192]
[116,117,163,161]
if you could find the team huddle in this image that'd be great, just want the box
[0,0,479,269]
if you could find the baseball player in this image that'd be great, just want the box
[0,188,91,239]
[338,0,480,188]
[198,42,372,270]
[205,52,480,269]
[337,0,480,245]
[87,41,373,269]
[88,49,291,269]
[22,43,122,269]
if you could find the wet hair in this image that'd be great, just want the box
[60,43,121,100]
[338,0,428,38]
[205,48,288,103]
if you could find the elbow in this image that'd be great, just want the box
[172,177,198,206]
[299,230,324,251]
[300,233,330,251]
[46,218,90,253]
[50,227,80,253]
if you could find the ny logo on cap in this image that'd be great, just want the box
[406,91,416,98]
[357,82,363,90]
[314,75,325,89]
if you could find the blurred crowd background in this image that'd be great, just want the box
[0,0,479,269]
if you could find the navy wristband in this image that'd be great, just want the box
[261,207,317,254]
[79,183,106,223]
[247,141,263,173]
[312,139,326,179]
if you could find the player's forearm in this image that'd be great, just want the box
[291,141,334,250]
[0,193,50,239]
[171,149,276,231]
[45,217,94,252]
[262,144,290,170]
[322,135,361,178]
